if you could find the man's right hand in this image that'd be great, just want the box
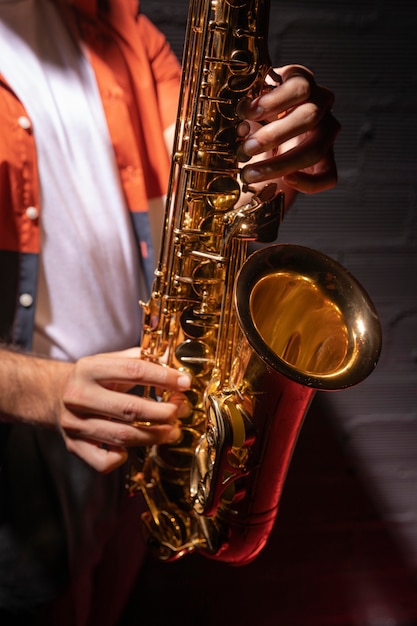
[0,346,191,473]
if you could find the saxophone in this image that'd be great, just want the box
[130,0,382,565]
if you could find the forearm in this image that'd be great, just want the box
[0,347,71,428]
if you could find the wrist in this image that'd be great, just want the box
[0,347,72,428]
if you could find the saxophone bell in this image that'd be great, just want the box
[188,243,381,564]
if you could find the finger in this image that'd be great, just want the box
[62,414,181,449]
[67,354,191,399]
[237,70,311,122]
[240,64,330,123]
[241,141,331,186]
[284,152,338,194]
[241,113,340,185]
[167,391,193,418]
[64,382,184,423]
[278,65,335,116]
[239,89,336,160]
[239,76,311,122]
[64,438,128,473]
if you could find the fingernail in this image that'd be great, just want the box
[249,103,264,118]
[237,97,264,120]
[177,401,192,418]
[236,143,252,163]
[167,426,181,443]
[242,138,260,157]
[237,120,250,137]
[177,374,191,390]
[241,166,262,184]
[236,96,250,118]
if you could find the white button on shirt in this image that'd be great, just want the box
[18,115,31,130]
[26,206,39,220]
[19,293,34,308]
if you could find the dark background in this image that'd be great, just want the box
[131,1,417,624]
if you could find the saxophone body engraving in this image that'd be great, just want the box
[131,0,382,564]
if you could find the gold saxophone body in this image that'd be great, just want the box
[130,0,382,565]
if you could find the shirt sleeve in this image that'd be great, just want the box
[137,13,181,131]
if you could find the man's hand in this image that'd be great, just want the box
[0,347,190,473]
[59,347,190,472]
[237,64,341,201]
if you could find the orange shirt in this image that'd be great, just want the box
[0,0,181,346]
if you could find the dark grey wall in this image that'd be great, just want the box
[138,0,417,620]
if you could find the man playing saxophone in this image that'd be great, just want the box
[0,0,339,623]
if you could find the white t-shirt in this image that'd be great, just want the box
[0,0,147,361]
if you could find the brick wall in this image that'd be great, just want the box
[135,2,417,623]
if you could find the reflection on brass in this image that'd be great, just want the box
[130,0,382,566]
[251,272,348,375]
